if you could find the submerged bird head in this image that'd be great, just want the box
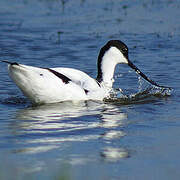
[97,40,171,89]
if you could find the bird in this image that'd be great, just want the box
[2,40,170,105]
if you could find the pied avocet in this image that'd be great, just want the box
[3,40,169,105]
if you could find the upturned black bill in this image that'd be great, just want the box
[128,59,171,89]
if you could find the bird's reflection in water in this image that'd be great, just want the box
[10,100,128,158]
[14,101,103,132]
[100,111,129,162]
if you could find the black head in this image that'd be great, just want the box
[97,40,129,82]
[98,40,129,60]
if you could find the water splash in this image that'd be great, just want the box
[105,76,172,104]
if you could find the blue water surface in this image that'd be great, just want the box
[0,0,180,179]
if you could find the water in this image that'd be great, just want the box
[0,0,180,179]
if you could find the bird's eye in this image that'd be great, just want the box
[122,48,127,52]
[121,47,128,59]
[121,48,127,54]
[40,74,43,76]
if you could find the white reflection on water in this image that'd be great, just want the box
[15,100,127,130]
[16,101,101,121]
[101,147,129,162]
[100,111,127,128]
[10,100,128,154]
[102,130,126,140]
[14,101,103,132]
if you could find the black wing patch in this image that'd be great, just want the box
[46,68,89,95]
[46,68,71,84]
[84,89,89,94]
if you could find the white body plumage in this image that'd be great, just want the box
[8,64,110,104]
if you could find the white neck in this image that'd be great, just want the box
[97,47,127,88]
[101,53,117,87]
